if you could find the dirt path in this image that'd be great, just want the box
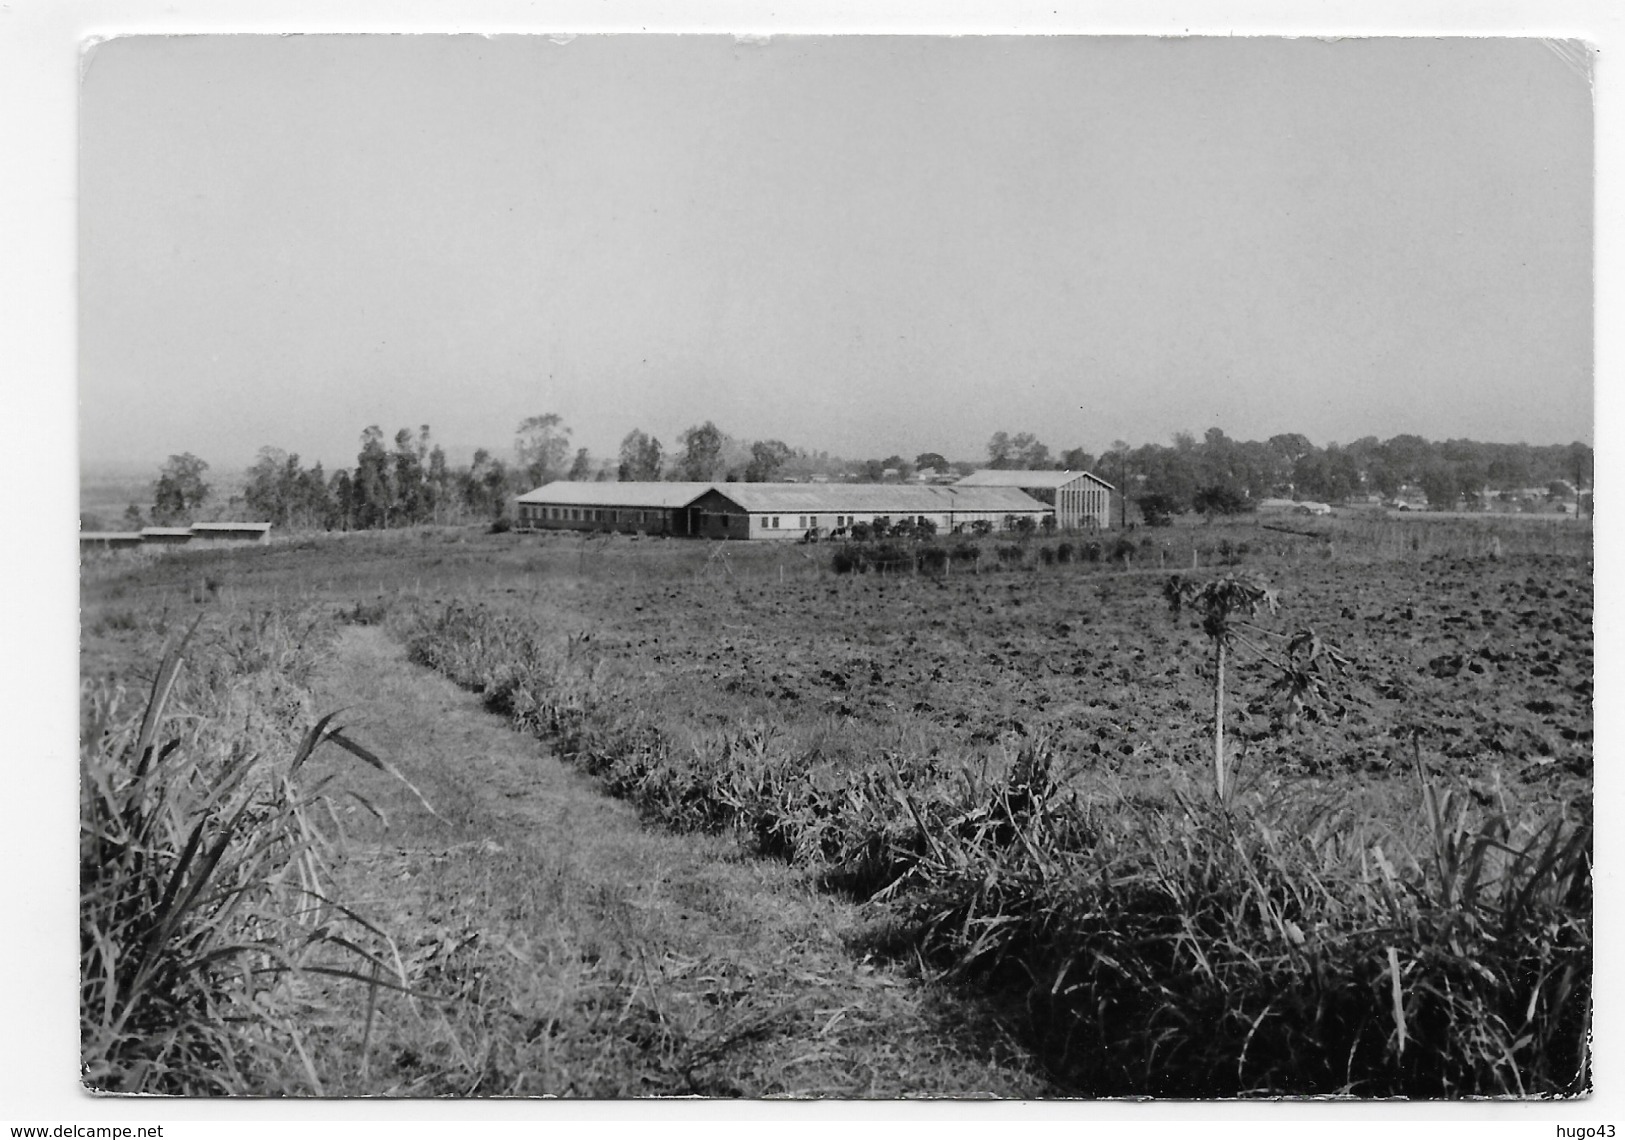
[306,624,1051,1098]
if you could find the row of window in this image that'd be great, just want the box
[756,514,863,529]
[521,506,665,524]
[756,514,964,530]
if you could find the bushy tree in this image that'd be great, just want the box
[617,429,664,481]
[745,439,792,482]
[151,453,210,524]
[988,431,1052,469]
[353,426,392,529]
[393,428,428,521]
[567,447,593,481]
[244,446,335,529]
[1058,446,1095,472]
[327,469,354,530]
[427,445,451,524]
[1136,491,1180,527]
[675,421,726,481]
[880,454,914,481]
[1420,463,1460,510]
[515,413,572,488]
[1192,483,1251,519]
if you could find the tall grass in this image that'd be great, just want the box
[81,610,421,1094]
[404,600,1591,1097]
[886,755,1590,1096]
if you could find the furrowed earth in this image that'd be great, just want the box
[79,513,1592,1096]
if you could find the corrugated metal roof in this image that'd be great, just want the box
[80,532,143,542]
[140,527,194,537]
[701,483,1049,513]
[955,469,1114,490]
[192,522,272,533]
[516,481,715,509]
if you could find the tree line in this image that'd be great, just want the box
[116,417,1593,532]
[1085,429,1593,520]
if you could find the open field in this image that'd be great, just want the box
[80,512,1592,1097]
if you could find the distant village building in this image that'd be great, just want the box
[953,469,1114,530]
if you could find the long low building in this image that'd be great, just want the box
[688,483,1051,540]
[516,480,1053,540]
[80,521,275,554]
[514,481,717,536]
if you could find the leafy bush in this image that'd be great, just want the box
[1192,484,1252,517]
[869,543,913,574]
[995,543,1025,566]
[1137,492,1181,527]
[1056,542,1074,564]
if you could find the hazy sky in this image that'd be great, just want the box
[79,34,1594,470]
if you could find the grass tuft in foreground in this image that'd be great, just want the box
[81,610,423,1094]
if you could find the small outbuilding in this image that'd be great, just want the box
[139,526,194,546]
[953,469,1114,530]
[191,522,272,543]
[80,532,144,552]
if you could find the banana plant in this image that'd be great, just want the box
[1164,573,1278,800]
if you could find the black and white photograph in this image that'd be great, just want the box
[5,0,1609,1125]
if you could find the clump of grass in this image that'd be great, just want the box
[338,597,394,626]
[92,609,141,636]
[81,613,425,1094]
[887,756,1590,1097]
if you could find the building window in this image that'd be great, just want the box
[771,516,780,529]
